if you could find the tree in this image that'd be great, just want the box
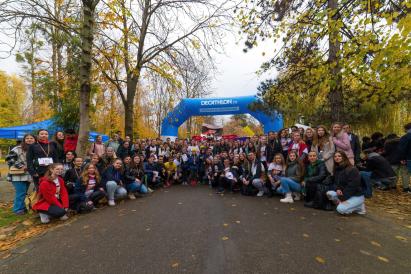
[0,71,26,127]
[238,0,411,124]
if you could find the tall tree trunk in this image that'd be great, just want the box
[328,0,344,121]
[125,76,138,138]
[77,0,99,157]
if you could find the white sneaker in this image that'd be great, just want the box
[356,204,366,215]
[60,214,69,221]
[293,192,301,201]
[108,200,116,206]
[257,190,264,197]
[39,213,50,224]
[128,193,136,200]
[280,194,294,203]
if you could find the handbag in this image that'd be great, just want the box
[9,166,25,175]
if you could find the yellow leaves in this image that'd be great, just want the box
[221,236,229,241]
[377,256,389,263]
[315,256,326,264]
[395,236,407,242]
[223,223,229,227]
[302,233,309,238]
[370,241,381,247]
[171,262,179,268]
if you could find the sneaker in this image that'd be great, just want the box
[128,193,136,200]
[60,214,69,221]
[108,200,116,206]
[280,194,294,203]
[403,188,411,194]
[257,190,265,197]
[356,204,366,215]
[293,192,301,201]
[39,213,50,224]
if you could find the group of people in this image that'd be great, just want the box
[5,121,411,223]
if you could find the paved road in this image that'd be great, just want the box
[1,185,410,274]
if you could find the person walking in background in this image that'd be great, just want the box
[343,124,361,166]
[6,134,36,215]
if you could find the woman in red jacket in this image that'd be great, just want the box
[33,163,69,224]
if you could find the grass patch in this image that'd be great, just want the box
[0,206,27,227]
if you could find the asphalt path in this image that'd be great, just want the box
[1,185,410,274]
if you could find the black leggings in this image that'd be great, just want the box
[39,205,66,218]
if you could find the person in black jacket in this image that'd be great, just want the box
[398,122,411,193]
[26,129,59,189]
[75,163,106,209]
[303,151,328,207]
[117,141,133,160]
[102,159,127,206]
[242,152,266,197]
[326,151,366,215]
[360,148,397,190]
[266,131,283,164]
[343,124,361,165]
[123,156,148,198]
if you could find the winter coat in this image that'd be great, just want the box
[266,139,283,163]
[33,176,69,211]
[64,135,78,154]
[102,166,123,188]
[7,146,32,182]
[333,165,363,200]
[89,142,106,157]
[284,160,304,183]
[26,141,59,177]
[305,160,328,184]
[332,131,354,163]
[75,177,104,202]
[347,133,361,164]
[382,138,400,165]
[398,131,411,161]
[311,137,335,174]
[365,153,396,179]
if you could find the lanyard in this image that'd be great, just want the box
[39,143,50,157]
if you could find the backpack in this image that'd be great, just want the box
[25,191,41,212]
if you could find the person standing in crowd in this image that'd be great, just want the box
[53,131,65,162]
[6,134,36,215]
[27,129,59,189]
[279,128,291,159]
[63,129,78,153]
[398,122,411,193]
[331,122,354,165]
[343,124,361,165]
[312,125,335,174]
[33,163,69,223]
[326,151,365,215]
[277,150,304,203]
[88,135,106,157]
[257,135,268,166]
[288,131,308,161]
[106,133,121,153]
[102,159,128,206]
[360,148,397,190]
[303,128,317,152]
[117,141,133,160]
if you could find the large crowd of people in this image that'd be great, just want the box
[5,122,411,224]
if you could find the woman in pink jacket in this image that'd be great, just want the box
[331,123,355,165]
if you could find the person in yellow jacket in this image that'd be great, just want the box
[164,156,178,187]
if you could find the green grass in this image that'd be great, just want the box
[0,207,27,227]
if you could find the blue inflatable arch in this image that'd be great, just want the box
[161,95,283,140]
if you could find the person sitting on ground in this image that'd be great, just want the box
[164,155,178,187]
[267,153,286,196]
[63,157,83,211]
[302,151,328,208]
[102,159,128,206]
[209,157,223,188]
[123,156,148,199]
[277,150,305,203]
[75,163,106,211]
[398,122,411,194]
[360,148,397,191]
[326,151,365,215]
[33,163,69,223]
[187,150,200,185]
[144,154,163,189]
[217,158,237,194]
[129,155,149,193]
[242,152,266,197]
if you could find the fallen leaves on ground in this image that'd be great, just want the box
[221,236,229,241]
[395,235,407,242]
[377,256,389,263]
[370,241,382,247]
[360,250,371,256]
[315,256,325,264]
[235,221,240,224]
[334,238,341,242]
[223,223,229,227]
[171,262,179,268]
[303,233,310,238]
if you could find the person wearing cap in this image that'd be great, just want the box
[360,147,397,191]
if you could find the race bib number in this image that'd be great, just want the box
[38,157,53,166]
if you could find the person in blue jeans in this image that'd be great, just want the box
[123,156,148,199]
[326,151,366,215]
[6,134,36,215]
[277,150,305,203]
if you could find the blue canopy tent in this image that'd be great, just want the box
[0,119,109,142]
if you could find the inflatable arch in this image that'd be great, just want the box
[161,95,283,140]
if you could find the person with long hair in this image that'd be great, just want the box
[303,128,317,152]
[312,125,335,174]
[279,129,291,159]
[33,163,69,223]
[62,150,76,176]
[123,156,148,198]
[102,159,127,206]
[27,129,60,189]
[331,122,354,165]
[53,131,65,162]
[6,134,36,214]
[75,163,106,208]
[326,151,365,215]
[267,153,286,195]
[277,150,305,203]
[288,131,308,161]
[88,135,106,158]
